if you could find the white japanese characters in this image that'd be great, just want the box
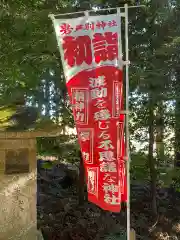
[83,151,90,161]
[91,88,107,100]
[90,76,107,100]
[100,162,117,172]
[88,74,122,206]
[87,167,98,196]
[117,121,124,159]
[104,193,121,205]
[103,183,119,194]
[103,179,121,205]
[94,109,111,121]
[89,76,106,88]
[112,82,123,118]
[72,88,88,125]
[79,131,90,142]
[99,151,115,162]
[103,173,116,183]
[98,139,114,151]
[78,128,94,164]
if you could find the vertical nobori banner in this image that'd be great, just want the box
[51,12,127,212]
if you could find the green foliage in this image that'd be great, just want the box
[160,168,180,187]
[131,153,149,181]
[41,161,54,169]
[0,106,16,129]
[0,0,78,131]
[104,231,127,240]
[37,135,80,164]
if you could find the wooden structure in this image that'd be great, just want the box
[0,129,62,175]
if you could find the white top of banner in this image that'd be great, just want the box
[53,14,123,82]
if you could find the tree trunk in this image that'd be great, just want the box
[156,102,165,169]
[54,79,61,125]
[45,79,51,117]
[78,151,85,205]
[175,69,180,168]
[148,97,158,217]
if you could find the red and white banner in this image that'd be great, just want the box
[52,13,127,212]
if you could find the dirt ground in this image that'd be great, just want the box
[0,163,180,240]
[37,174,180,240]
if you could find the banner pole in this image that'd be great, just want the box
[124,4,131,240]
[48,5,145,18]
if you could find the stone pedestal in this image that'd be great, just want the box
[0,138,36,174]
[0,138,37,239]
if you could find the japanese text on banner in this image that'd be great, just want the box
[52,13,126,212]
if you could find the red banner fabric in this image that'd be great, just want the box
[53,13,127,212]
